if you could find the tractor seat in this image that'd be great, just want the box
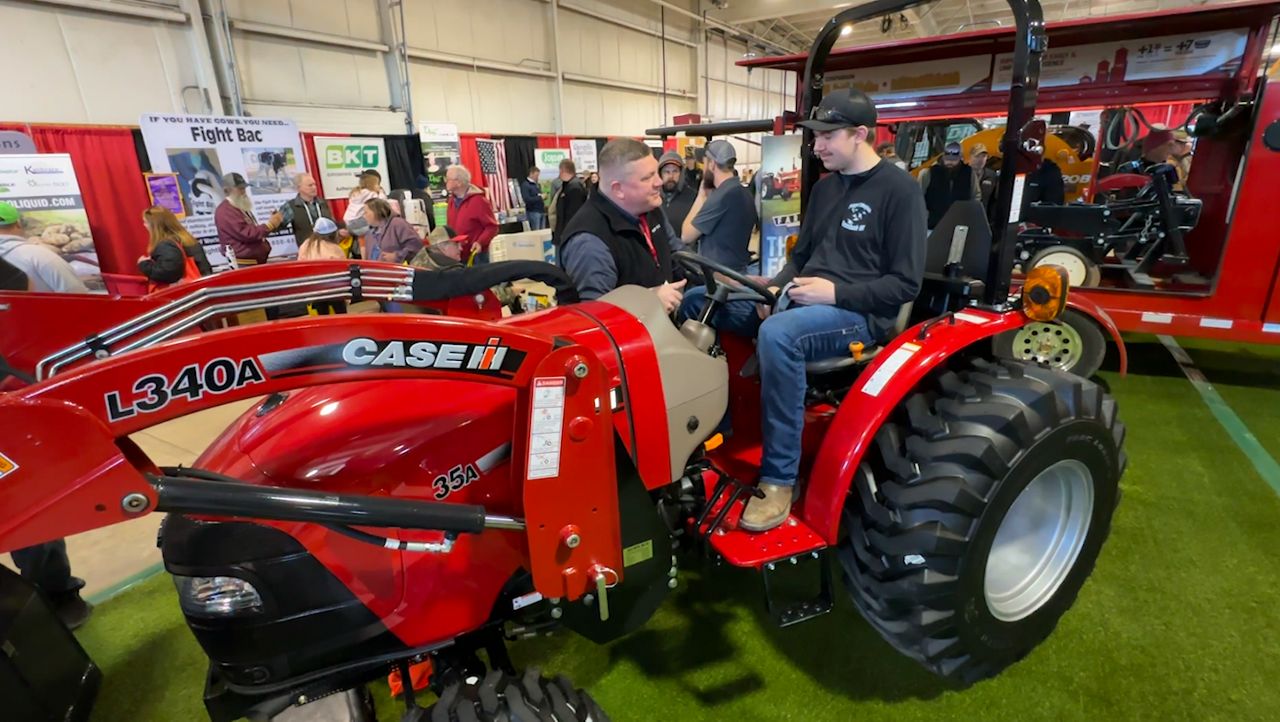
[804,302,914,379]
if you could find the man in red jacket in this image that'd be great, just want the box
[444,166,498,264]
[214,172,283,267]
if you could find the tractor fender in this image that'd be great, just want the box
[1066,294,1128,375]
[802,309,1028,544]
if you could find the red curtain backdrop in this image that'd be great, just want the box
[0,123,152,277]
[459,133,490,188]
[535,136,573,150]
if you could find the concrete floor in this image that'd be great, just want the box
[3,398,260,599]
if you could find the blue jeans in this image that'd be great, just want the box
[679,286,874,488]
[527,212,547,230]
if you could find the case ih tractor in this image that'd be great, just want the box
[0,2,1126,720]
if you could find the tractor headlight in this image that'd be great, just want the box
[1022,265,1069,322]
[173,575,264,617]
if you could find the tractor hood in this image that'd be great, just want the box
[196,380,519,509]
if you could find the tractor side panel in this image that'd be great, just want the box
[801,310,1026,543]
[193,380,530,648]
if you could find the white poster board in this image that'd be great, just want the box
[0,153,101,290]
[570,140,598,172]
[312,136,388,200]
[993,29,1249,90]
[139,114,306,268]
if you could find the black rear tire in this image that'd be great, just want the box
[839,358,1125,683]
[428,668,608,722]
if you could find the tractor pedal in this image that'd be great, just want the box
[760,549,834,628]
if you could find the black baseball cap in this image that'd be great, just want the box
[797,88,878,132]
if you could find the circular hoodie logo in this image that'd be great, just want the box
[842,202,873,231]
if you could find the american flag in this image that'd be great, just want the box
[476,139,510,212]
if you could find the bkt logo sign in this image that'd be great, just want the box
[325,145,380,169]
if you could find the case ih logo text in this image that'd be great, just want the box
[106,358,266,422]
[325,145,380,169]
[341,337,511,371]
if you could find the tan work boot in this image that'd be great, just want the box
[739,482,795,532]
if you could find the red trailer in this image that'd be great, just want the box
[731,0,1280,377]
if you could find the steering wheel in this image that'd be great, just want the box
[673,251,777,326]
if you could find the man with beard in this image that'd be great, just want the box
[918,141,979,230]
[658,151,697,238]
[214,172,284,267]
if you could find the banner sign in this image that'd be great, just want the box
[312,136,388,200]
[0,131,36,155]
[420,122,460,227]
[826,55,992,101]
[570,140,598,172]
[758,135,803,279]
[534,147,568,200]
[826,28,1250,98]
[0,153,101,290]
[993,29,1249,90]
[139,114,305,268]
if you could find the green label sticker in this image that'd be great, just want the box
[622,540,653,567]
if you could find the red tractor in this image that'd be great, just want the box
[0,2,1126,720]
[759,167,801,200]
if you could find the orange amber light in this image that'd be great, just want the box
[1022,265,1069,322]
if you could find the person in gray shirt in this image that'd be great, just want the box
[679,139,758,273]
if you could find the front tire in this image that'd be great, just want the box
[839,359,1125,683]
[428,669,608,721]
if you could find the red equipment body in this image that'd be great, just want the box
[739,0,1280,355]
[0,275,1036,653]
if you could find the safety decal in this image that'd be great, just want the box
[527,377,566,480]
[1264,324,1280,334]
[953,311,990,325]
[860,342,921,398]
[1199,318,1233,330]
[1141,312,1173,324]
[0,452,18,479]
[106,357,266,422]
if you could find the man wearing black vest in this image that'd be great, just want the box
[919,141,979,229]
[559,138,686,312]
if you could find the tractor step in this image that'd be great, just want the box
[761,548,834,628]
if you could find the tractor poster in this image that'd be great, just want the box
[0,153,101,291]
[758,134,803,279]
[311,136,388,200]
[139,114,304,268]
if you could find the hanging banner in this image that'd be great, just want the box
[420,122,459,227]
[569,140,598,172]
[992,29,1249,90]
[534,147,569,199]
[758,135,803,280]
[139,114,305,268]
[826,55,993,100]
[312,136,388,200]
[0,153,101,290]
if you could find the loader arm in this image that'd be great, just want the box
[0,259,577,381]
[0,313,617,601]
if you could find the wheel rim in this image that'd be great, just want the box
[1035,251,1089,287]
[984,459,1095,622]
[1009,321,1083,371]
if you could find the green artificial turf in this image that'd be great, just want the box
[78,345,1280,722]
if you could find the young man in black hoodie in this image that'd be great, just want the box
[680,88,927,531]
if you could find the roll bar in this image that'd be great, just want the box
[798,0,1046,304]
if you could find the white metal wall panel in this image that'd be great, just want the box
[243,102,408,134]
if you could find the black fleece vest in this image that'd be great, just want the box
[561,193,673,289]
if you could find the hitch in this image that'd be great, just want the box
[760,549,834,628]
